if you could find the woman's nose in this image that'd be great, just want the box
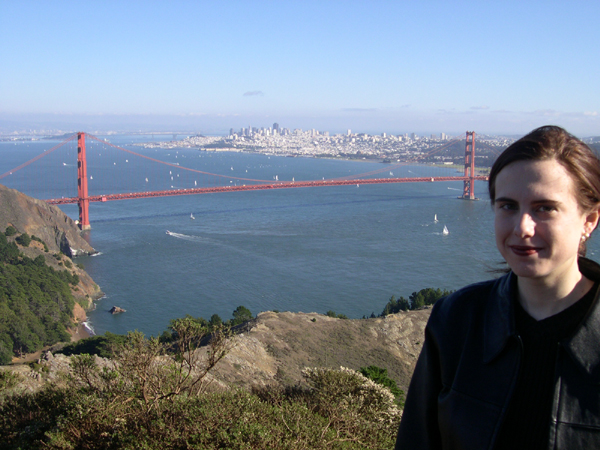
[514,213,535,238]
[515,213,535,238]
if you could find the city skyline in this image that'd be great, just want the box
[1,1,599,137]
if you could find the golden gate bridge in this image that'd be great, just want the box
[0,131,487,230]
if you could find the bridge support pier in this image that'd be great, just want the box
[461,131,476,200]
[77,132,91,230]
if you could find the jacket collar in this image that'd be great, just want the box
[483,258,600,382]
[483,271,517,364]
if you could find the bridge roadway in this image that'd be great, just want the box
[45,175,489,205]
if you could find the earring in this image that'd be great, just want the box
[582,232,591,242]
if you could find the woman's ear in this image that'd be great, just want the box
[584,208,600,235]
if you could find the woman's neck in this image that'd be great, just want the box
[517,267,593,321]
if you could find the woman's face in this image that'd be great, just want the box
[494,159,598,283]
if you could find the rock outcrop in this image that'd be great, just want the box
[0,183,103,314]
[0,183,95,257]
[110,306,126,314]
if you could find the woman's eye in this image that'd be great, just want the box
[537,205,556,213]
[497,203,516,211]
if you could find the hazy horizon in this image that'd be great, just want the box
[2,1,599,138]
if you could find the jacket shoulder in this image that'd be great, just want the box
[434,277,504,313]
[428,275,510,332]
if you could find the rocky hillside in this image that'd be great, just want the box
[0,183,94,258]
[212,309,430,393]
[5,308,431,395]
[0,183,103,320]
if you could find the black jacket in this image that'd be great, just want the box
[395,258,600,450]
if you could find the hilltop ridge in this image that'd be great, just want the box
[211,309,430,393]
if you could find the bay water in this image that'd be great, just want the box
[3,135,598,337]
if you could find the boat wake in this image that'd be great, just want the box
[166,231,213,243]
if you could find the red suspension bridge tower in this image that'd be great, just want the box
[462,131,476,200]
[77,132,91,230]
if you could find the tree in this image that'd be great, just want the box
[15,233,31,247]
[380,295,410,316]
[209,314,223,327]
[4,226,17,237]
[231,305,252,326]
[359,365,404,400]
[409,287,453,309]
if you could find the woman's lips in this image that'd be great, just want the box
[509,245,540,256]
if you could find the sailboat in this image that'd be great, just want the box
[190,213,195,220]
[434,214,438,223]
[442,225,449,236]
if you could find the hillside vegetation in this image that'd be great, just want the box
[0,300,440,448]
[0,318,404,449]
[0,229,83,364]
[0,183,103,363]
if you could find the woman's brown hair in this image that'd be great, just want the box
[488,125,600,255]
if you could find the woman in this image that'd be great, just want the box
[395,126,600,449]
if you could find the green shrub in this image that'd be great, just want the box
[0,370,21,392]
[4,226,17,237]
[360,365,405,402]
[0,366,400,449]
[381,288,454,315]
[230,305,253,326]
[30,235,47,251]
[326,310,348,319]
[58,332,127,358]
[15,233,31,247]
[209,313,223,327]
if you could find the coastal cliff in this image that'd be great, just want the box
[0,183,103,341]
[0,184,94,258]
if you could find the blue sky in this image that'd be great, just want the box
[1,1,599,136]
